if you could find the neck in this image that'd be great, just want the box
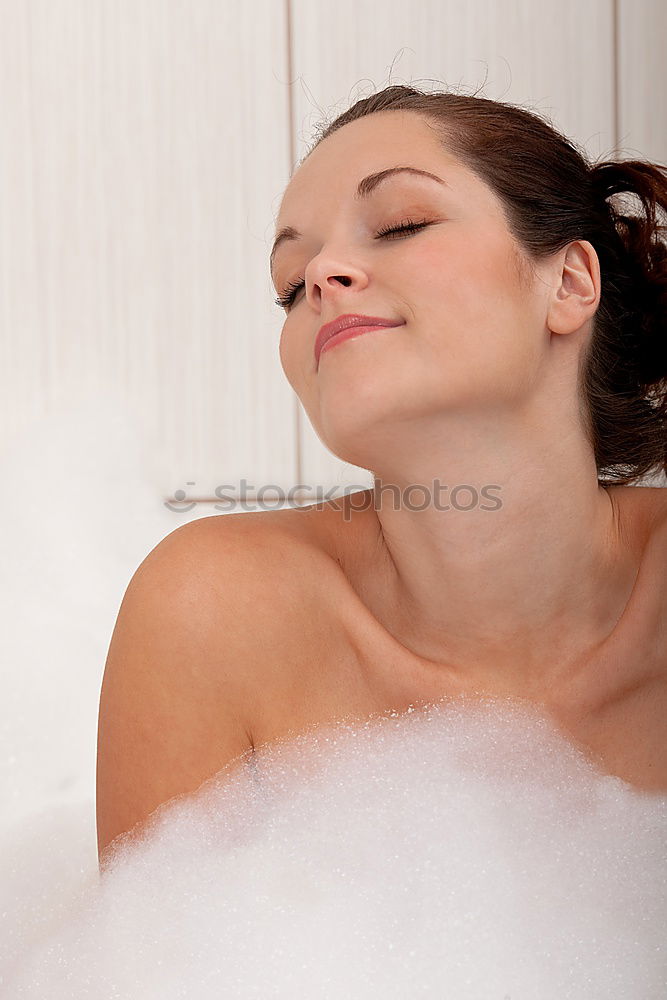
[350,449,644,702]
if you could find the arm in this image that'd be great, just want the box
[95,516,260,871]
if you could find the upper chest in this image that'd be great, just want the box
[247,490,667,793]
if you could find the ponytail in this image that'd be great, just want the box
[585,158,667,483]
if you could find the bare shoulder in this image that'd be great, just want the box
[612,484,667,667]
[646,484,667,531]
[98,508,342,860]
[128,513,305,654]
[177,493,377,572]
[608,483,667,550]
[627,485,667,569]
[262,490,382,570]
[137,506,331,594]
[144,505,353,660]
[633,483,667,522]
[640,485,667,591]
[163,504,345,585]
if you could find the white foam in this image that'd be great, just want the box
[6,696,667,999]
[0,389,188,988]
[1,394,666,997]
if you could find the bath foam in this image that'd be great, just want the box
[6,695,667,999]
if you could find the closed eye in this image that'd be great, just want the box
[274,218,432,311]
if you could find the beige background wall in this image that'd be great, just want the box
[1,0,665,508]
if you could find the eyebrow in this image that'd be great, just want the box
[269,166,447,281]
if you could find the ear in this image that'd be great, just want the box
[547,240,601,336]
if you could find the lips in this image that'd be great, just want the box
[314,314,404,366]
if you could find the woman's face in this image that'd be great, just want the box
[271,110,549,471]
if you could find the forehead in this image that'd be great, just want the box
[276,111,461,221]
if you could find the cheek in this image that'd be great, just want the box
[424,235,504,295]
[420,234,527,327]
[279,323,317,399]
[278,326,289,374]
[278,325,300,390]
[418,242,540,389]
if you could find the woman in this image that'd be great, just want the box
[96,85,667,870]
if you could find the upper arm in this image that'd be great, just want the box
[95,515,262,869]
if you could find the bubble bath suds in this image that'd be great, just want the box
[0,398,665,998]
[5,696,667,999]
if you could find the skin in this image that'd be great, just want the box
[271,109,644,702]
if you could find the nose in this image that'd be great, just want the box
[306,274,352,298]
[305,246,370,303]
[323,275,352,291]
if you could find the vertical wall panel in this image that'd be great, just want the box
[0,0,296,500]
[617,0,667,162]
[288,0,617,492]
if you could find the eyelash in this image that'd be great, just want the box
[274,217,431,310]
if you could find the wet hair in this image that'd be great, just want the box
[304,84,667,486]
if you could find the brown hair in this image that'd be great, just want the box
[305,84,667,486]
